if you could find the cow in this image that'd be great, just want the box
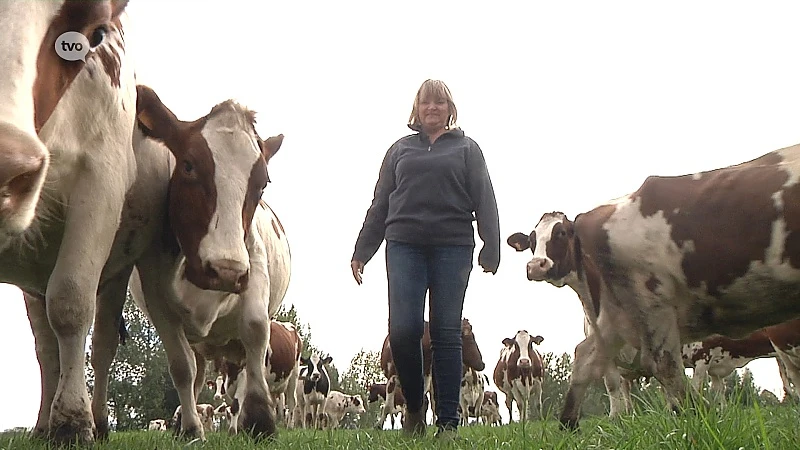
[380,318,485,423]
[322,391,366,429]
[148,419,168,431]
[172,404,215,434]
[300,353,333,429]
[507,142,800,429]
[3,1,141,444]
[682,328,777,402]
[120,85,290,441]
[459,367,486,425]
[203,321,303,428]
[480,391,502,426]
[373,376,406,430]
[493,330,544,423]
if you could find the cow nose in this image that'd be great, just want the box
[519,357,532,368]
[0,125,47,210]
[214,393,223,401]
[527,257,552,281]
[207,259,249,292]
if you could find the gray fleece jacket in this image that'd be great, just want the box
[352,125,500,273]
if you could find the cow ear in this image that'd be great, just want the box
[506,233,530,251]
[136,85,184,157]
[259,134,284,162]
[206,380,214,389]
[533,335,544,345]
[502,338,515,346]
[323,356,333,365]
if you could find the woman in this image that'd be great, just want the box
[350,79,500,439]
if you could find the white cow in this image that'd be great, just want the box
[148,419,168,431]
[126,86,290,441]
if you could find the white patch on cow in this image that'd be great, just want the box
[197,109,262,273]
[691,172,703,181]
[777,145,800,187]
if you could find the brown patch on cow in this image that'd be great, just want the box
[266,321,302,382]
[764,318,800,351]
[689,328,776,362]
[645,273,661,293]
[633,151,788,294]
[33,1,129,131]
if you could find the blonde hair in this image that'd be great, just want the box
[408,79,458,129]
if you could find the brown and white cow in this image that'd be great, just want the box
[493,330,544,423]
[3,1,142,444]
[480,391,502,426]
[148,419,168,432]
[368,381,405,429]
[380,318,485,423]
[508,143,800,429]
[204,320,303,428]
[172,404,215,433]
[121,85,290,441]
[682,328,777,402]
[322,391,366,429]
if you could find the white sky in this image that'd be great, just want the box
[2,0,800,429]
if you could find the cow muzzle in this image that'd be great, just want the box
[205,259,250,293]
[518,357,532,369]
[526,257,553,281]
[0,124,48,224]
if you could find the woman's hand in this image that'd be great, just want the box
[351,260,365,285]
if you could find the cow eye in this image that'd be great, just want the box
[183,160,194,174]
[89,26,108,48]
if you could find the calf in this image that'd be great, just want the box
[172,404,215,433]
[380,318,484,422]
[126,85,290,440]
[148,419,168,431]
[480,391,502,426]
[508,141,800,429]
[459,367,486,425]
[493,330,544,423]
[301,353,333,429]
[323,391,366,429]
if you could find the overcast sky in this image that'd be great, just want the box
[2,0,800,430]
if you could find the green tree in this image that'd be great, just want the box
[85,293,177,431]
[338,349,384,428]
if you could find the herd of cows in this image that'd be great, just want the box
[3,1,800,446]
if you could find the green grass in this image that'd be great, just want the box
[2,402,800,450]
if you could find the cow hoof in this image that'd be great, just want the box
[49,420,95,446]
[95,419,110,441]
[176,425,205,441]
[242,398,277,441]
[559,417,579,431]
[29,426,49,440]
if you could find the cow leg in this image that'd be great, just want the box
[193,350,207,401]
[23,291,59,439]
[604,369,627,418]
[560,334,612,430]
[775,352,800,402]
[90,268,132,440]
[532,379,543,419]
[131,265,205,440]
[503,391,513,424]
[709,375,726,406]
[619,376,633,414]
[284,369,298,429]
[637,315,687,415]
[691,360,709,394]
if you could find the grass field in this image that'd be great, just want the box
[2,398,799,450]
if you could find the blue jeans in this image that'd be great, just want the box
[385,240,473,430]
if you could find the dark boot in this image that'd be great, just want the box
[402,409,426,437]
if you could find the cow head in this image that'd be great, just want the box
[0,0,129,248]
[347,394,366,414]
[502,330,544,370]
[135,84,284,293]
[367,383,386,403]
[300,353,332,383]
[507,211,581,286]
[461,318,485,371]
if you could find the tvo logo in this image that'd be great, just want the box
[55,31,91,62]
